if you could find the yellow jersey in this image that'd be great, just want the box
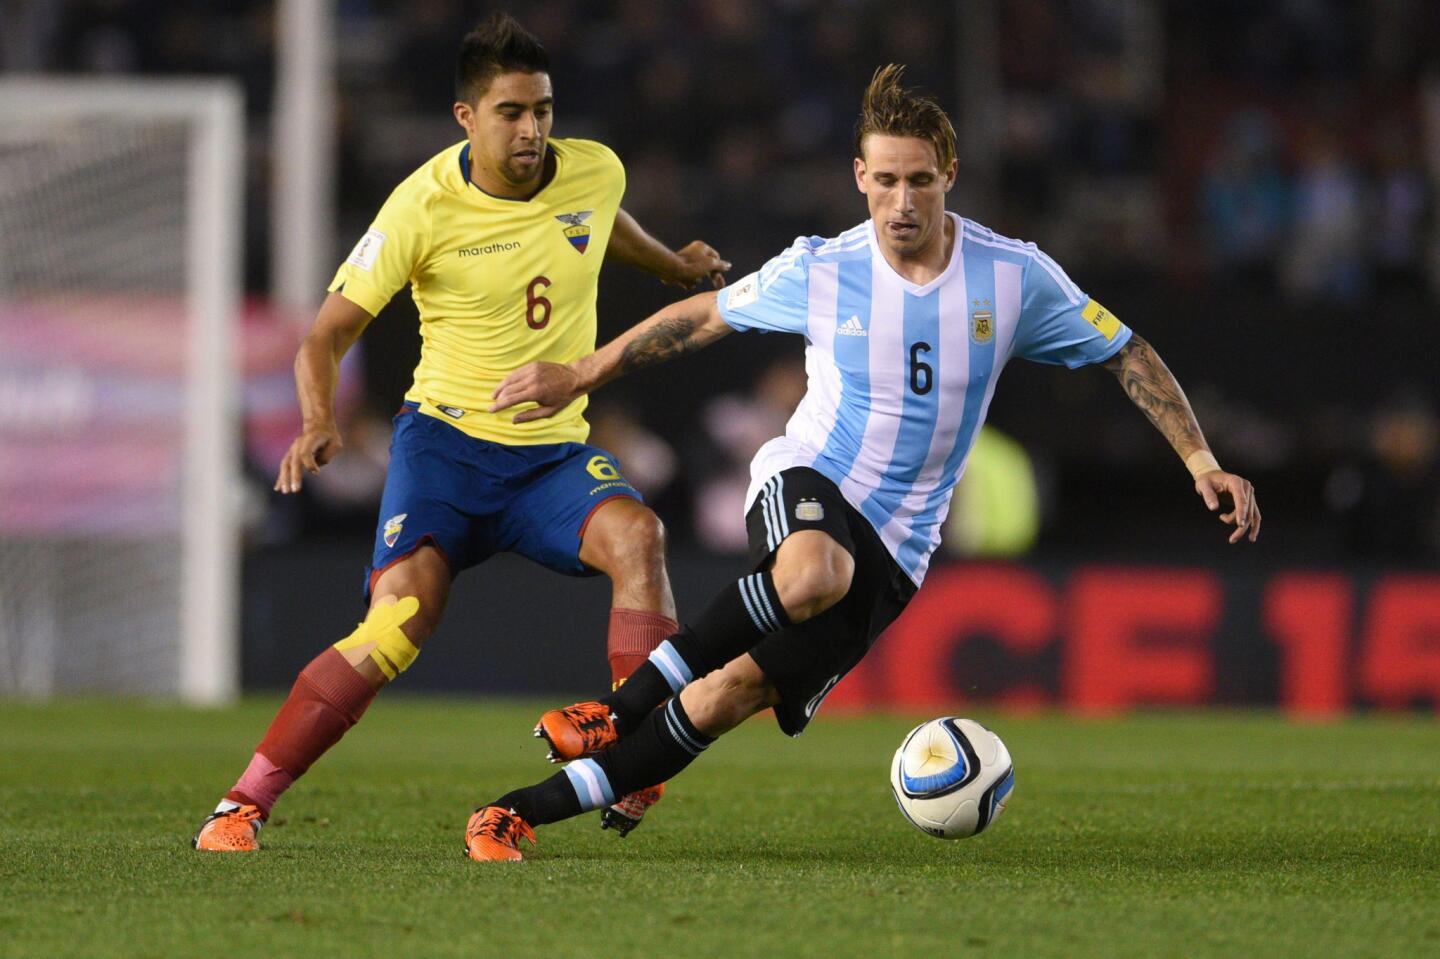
[328,138,625,444]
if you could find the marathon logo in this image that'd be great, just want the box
[458,241,522,257]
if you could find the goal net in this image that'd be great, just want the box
[0,79,244,703]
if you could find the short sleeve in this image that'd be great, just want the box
[599,141,626,199]
[327,187,430,317]
[1011,250,1131,368]
[716,239,811,335]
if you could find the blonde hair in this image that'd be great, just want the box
[854,64,957,170]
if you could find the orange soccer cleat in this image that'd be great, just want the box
[601,783,665,837]
[533,702,619,762]
[465,805,537,862]
[192,804,264,852]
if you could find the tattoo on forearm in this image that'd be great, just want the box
[1105,335,1207,457]
[618,315,703,374]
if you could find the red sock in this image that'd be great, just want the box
[608,608,679,690]
[225,648,377,816]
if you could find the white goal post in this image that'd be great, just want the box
[0,78,244,704]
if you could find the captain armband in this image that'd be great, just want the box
[334,596,422,680]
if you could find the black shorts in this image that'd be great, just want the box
[744,467,917,736]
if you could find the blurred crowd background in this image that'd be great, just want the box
[6,0,1439,565]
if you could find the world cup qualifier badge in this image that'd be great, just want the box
[555,210,593,253]
[382,513,407,549]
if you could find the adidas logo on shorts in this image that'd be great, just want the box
[836,315,867,336]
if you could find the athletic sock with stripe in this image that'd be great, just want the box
[495,698,714,826]
[601,572,790,733]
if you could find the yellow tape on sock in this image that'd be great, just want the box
[334,596,422,680]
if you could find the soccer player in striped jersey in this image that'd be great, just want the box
[192,14,730,852]
[465,65,1259,860]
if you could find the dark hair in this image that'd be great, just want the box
[854,64,957,170]
[455,13,550,104]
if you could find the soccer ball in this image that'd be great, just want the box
[890,717,1014,839]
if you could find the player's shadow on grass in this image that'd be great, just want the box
[566,831,1412,870]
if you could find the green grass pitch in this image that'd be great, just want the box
[1,699,1436,958]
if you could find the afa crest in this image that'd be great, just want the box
[973,300,996,345]
[555,210,594,254]
[795,499,825,522]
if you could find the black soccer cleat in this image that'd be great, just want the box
[599,783,665,837]
[599,805,641,837]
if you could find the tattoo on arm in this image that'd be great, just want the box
[1104,334,1208,458]
[618,314,704,375]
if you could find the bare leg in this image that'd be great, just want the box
[344,545,451,686]
[578,496,676,618]
[679,653,781,737]
[578,498,678,686]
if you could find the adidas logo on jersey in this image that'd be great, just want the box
[836,315,867,336]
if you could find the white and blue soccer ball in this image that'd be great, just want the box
[890,717,1015,839]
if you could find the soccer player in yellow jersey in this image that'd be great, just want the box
[193,13,729,852]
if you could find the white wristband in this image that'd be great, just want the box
[1185,450,1221,479]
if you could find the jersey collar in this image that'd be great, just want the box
[867,211,963,296]
[458,142,561,202]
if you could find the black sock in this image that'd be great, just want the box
[487,698,715,826]
[600,661,674,736]
[602,572,789,730]
[491,773,581,827]
[591,697,715,801]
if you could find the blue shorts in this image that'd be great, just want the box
[364,403,642,600]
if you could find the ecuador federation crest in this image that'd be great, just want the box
[382,513,407,549]
[555,210,593,254]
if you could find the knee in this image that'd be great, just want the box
[336,594,430,683]
[627,509,667,562]
[369,583,444,645]
[369,550,449,646]
[597,508,668,577]
[390,599,441,644]
[774,546,853,622]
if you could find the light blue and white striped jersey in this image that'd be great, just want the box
[716,212,1131,585]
